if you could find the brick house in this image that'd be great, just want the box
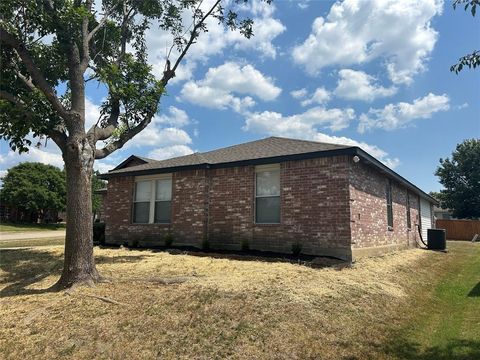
[100,137,437,260]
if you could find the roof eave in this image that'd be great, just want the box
[354,147,439,205]
[99,147,438,205]
[99,147,356,179]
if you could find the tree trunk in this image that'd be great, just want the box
[54,137,99,289]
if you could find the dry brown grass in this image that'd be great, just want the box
[0,245,444,359]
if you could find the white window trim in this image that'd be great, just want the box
[133,174,172,224]
[254,164,281,224]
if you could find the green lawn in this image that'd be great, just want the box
[0,223,66,233]
[384,241,480,359]
[0,238,65,249]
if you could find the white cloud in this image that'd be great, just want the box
[334,69,397,102]
[0,145,65,182]
[297,1,310,10]
[242,109,399,169]
[0,146,64,168]
[179,82,256,113]
[198,62,281,101]
[146,0,285,83]
[244,106,355,135]
[148,145,194,160]
[179,62,280,113]
[130,127,192,148]
[85,97,101,130]
[358,93,450,133]
[312,133,400,169]
[292,0,443,84]
[227,17,286,59]
[81,97,194,157]
[94,160,116,174]
[156,106,191,127]
[290,88,308,99]
[0,142,140,177]
[300,87,331,106]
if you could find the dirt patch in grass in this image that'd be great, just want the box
[0,245,446,359]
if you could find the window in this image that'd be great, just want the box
[133,181,152,223]
[255,165,280,224]
[386,180,393,228]
[154,179,172,223]
[133,175,172,224]
[406,191,411,229]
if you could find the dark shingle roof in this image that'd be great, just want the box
[105,137,349,175]
[100,136,438,204]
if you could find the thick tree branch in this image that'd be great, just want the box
[16,71,36,92]
[80,3,91,71]
[0,27,70,119]
[162,0,222,85]
[87,97,120,142]
[94,117,152,159]
[0,90,27,107]
[48,128,68,151]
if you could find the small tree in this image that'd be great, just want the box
[0,162,66,222]
[0,0,266,289]
[435,139,480,219]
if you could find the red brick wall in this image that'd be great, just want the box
[105,156,353,258]
[207,166,255,249]
[205,157,352,257]
[105,176,171,245]
[171,169,208,247]
[253,156,352,255]
[349,162,420,249]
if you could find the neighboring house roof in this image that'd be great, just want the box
[100,136,438,204]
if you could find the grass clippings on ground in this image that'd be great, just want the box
[1,242,478,359]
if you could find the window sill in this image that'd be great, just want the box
[387,226,394,231]
[254,223,281,226]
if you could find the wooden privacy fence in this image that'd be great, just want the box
[436,219,480,240]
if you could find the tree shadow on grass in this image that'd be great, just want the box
[0,248,63,297]
[381,336,480,360]
[468,282,480,297]
[0,249,152,297]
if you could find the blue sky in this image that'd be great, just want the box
[1,0,479,193]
